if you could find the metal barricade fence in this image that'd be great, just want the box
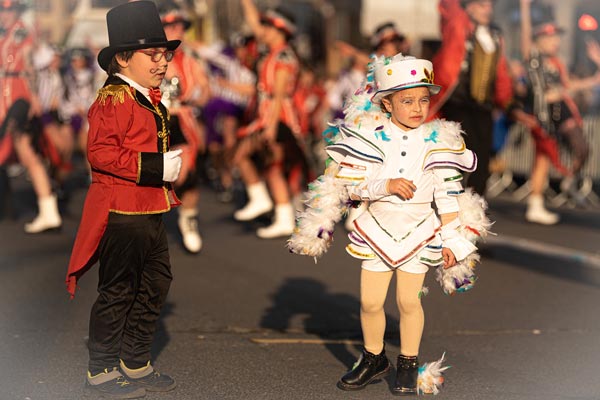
[487,115,600,207]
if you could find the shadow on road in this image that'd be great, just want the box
[487,245,600,287]
[259,277,401,370]
[151,301,174,362]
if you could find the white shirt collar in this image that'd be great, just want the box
[115,73,152,103]
[475,25,496,54]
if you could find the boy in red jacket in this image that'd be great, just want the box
[66,2,182,398]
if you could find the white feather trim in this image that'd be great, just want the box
[342,55,387,132]
[435,188,493,295]
[288,56,389,260]
[287,162,350,260]
[418,352,450,395]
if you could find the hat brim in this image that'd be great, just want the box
[97,39,181,71]
[371,83,441,104]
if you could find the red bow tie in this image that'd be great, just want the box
[149,88,162,105]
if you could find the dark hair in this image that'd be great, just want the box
[107,50,135,76]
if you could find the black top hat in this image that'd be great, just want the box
[97,1,180,71]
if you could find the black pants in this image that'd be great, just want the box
[442,102,493,196]
[88,213,172,374]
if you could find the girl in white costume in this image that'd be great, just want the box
[290,54,489,395]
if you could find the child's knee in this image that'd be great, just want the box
[397,295,422,315]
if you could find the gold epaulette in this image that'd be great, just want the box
[96,84,136,105]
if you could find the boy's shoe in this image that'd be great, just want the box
[85,368,146,399]
[120,361,176,392]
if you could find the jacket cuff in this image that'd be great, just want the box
[137,152,164,185]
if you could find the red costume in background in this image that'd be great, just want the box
[66,77,180,297]
[0,18,34,163]
[429,0,514,195]
[239,44,301,138]
[162,48,206,170]
[430,0,513,118]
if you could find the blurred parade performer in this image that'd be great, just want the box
[234,0,303,239]
[290,62,326,198]
[61,47,96,174]
[430,0,516,196]
[0,0,62,232]
[519,0,600,222]
[197,32,257,203]
[334,21,411,72]
[160,2,211,253]
[66,2,182,398]
[370,21,411,57]
[34,43,73,187]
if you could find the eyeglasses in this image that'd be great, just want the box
[136,49,175,62]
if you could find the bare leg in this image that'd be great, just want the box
[13,134,52,198]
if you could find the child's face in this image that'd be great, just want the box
[118,47,169,89]
[536,34,561,56]
[164,22,185,41]
[465,0,493,26]
[382,86,431,131]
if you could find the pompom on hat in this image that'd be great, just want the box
[370,54,441,104]
[97,1,181,71]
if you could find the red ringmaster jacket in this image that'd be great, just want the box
[429,0,513,119]
[66,76,180,298]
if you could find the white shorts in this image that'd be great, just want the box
[361,255,429,274]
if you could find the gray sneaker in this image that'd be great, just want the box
[85,368,146,399]
[121,366,176,392]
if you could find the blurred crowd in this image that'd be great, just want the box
[1,0,600,253]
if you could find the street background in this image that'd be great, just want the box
[2,0,600,399]
[1,166,599,400]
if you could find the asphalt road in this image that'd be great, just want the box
[1,169,600,400]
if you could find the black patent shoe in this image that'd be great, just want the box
[392,354,418,396]
[337,347,391,391]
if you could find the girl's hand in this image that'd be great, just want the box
[442,248,456,269]
[386,178,416,200]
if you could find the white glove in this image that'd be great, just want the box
[162,149,183,182]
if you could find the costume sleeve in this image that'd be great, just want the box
[87,98,162,185]
[275,48,298,74]
[493,45,514,111]
[337,155,389,201]
[432,167,464,214]
[433,167,476,261]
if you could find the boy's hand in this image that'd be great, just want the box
[442,248,456,269]
[386,178,417,200]
[163,149,183,182]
